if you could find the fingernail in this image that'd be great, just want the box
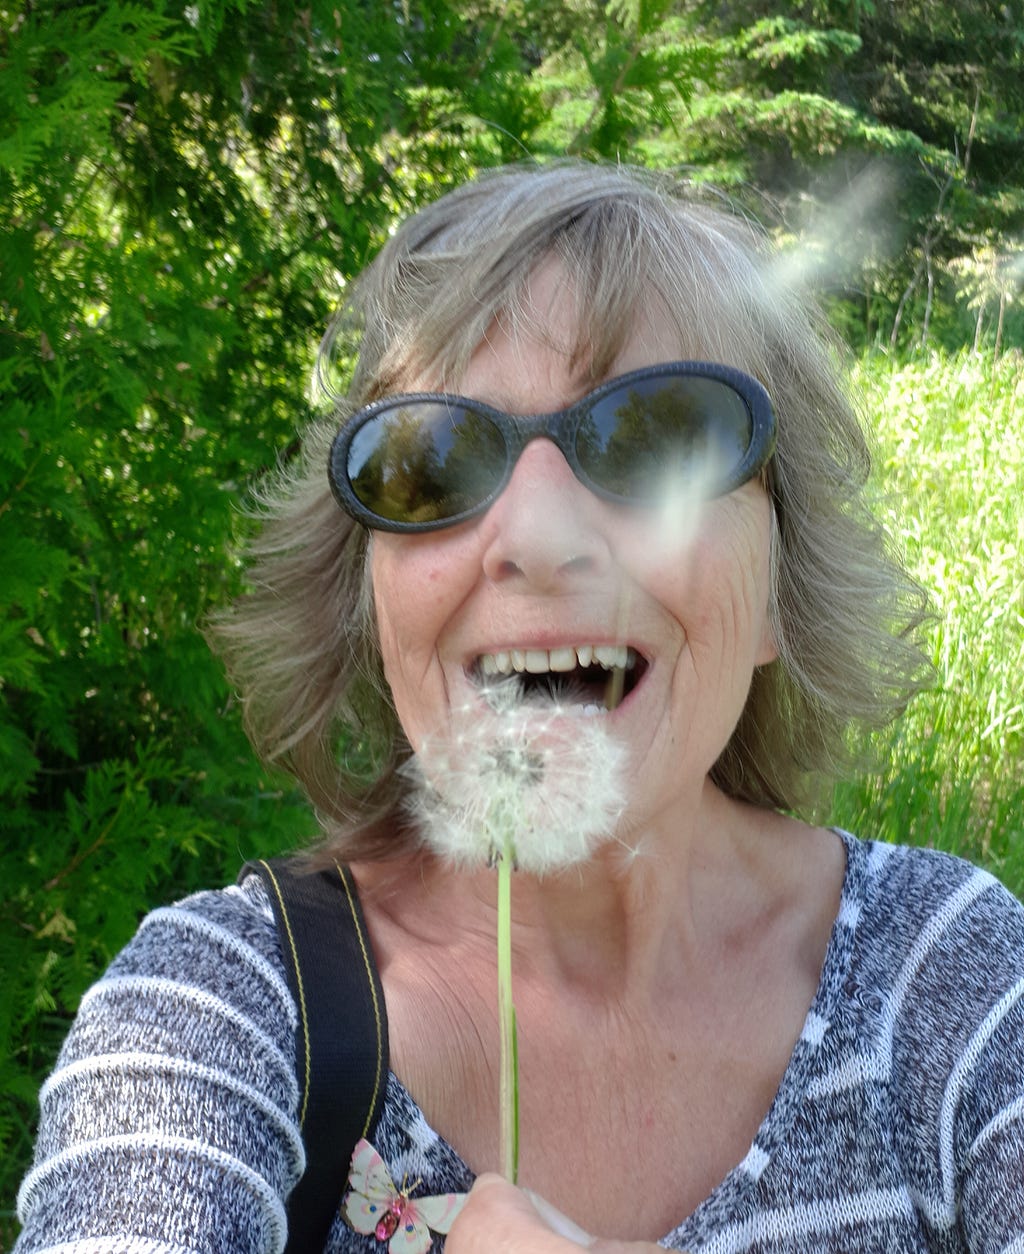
[523,1189,596,1247]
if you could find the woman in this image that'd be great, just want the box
[15,163,1024,1253]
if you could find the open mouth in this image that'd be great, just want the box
[472,644,647,711]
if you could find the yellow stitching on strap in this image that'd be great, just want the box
[258,859,313,1128]
[334,860,385,1137]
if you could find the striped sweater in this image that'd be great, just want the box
[14,830,1024,1252]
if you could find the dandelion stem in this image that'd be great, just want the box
[497,836,519,1183]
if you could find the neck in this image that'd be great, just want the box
[501,782,778,997]
[363,780,794,1006]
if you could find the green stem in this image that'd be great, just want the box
[497,838,519,1183]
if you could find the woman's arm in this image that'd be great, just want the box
[14,882,303,1253]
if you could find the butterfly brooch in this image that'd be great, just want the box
[343,1138,468,1254]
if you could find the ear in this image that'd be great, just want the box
[756,503,781,666]
[754,619,778,667]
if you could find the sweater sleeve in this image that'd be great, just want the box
[946,881,1024,1252]
[957,989,1024,1252]
[877,848,1024,1251]
[14,880,305,1254]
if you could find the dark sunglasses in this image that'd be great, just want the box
[328,360,776,533]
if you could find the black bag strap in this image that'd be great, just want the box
[240,857,389,1254]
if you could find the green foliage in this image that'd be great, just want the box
[736,15,862,83]
[688,88,930,165]
[530,2,721,158]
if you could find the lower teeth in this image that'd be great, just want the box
[478,667,631,713]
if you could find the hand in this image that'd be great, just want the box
[445,1174,662,1254]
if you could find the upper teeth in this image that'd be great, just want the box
[478,644,636,677]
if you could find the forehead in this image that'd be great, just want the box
[445,260,689,410]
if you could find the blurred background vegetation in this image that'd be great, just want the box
[2,0,1022,1234]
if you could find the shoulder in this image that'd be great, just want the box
[835,832,1024,1076]
[62,876,298,1074]
[847,834,1024,976]
[836,836,1024,1239]
[840,832,1024,1119]
[44,874,300,1114]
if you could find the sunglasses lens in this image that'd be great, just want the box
[579,376,754,498]
[346,401,506,525]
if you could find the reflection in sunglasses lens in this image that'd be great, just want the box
[349,404,506,524]
[580,379,752,497]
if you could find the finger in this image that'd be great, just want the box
[448,1174,593,1254]
[523,1188,595,1246]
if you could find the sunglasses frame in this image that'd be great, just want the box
[328,359,777,534]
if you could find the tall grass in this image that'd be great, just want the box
[829,349,1024,895]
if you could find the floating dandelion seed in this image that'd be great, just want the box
[648,455,722,559]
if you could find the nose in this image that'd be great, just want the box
[480,438,613,589]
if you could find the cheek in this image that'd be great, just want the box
[727,533,774,664]
[369,536,473,743]
[369,542,403,670]
[371,538,448,647]
[372,543,432,670]
[665,498,775,665]
[754,601,778,666]
[722,527,776,665]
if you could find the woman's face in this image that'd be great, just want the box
[370,265,777,824]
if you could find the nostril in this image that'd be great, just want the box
[485,546,603,588]
[481,449,613,587]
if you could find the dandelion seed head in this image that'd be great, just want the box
[403,680,628,874]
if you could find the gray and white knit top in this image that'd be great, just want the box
[14,830,1024,1252]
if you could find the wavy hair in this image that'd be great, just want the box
[209,161,931,859]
